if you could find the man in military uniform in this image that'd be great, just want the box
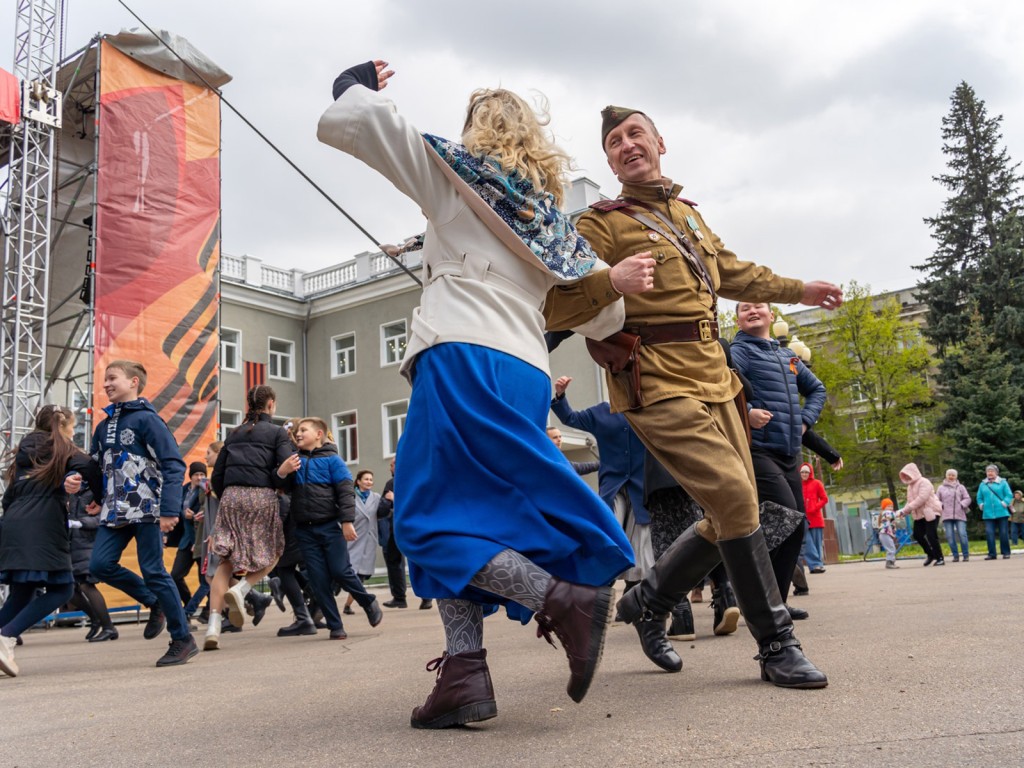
[544,106,842,689]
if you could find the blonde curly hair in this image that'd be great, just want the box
[461,88,572,208]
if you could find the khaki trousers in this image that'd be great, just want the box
[625,396,759,543]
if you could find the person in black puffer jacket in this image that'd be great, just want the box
[204,385,293,650]
[1,405,103,676]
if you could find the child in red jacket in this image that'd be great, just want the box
[800,463,828,573]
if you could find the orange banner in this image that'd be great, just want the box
[93,41,220,467]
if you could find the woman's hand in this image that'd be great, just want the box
[373,59,395,90]
[748,408,772,428]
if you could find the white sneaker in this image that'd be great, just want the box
[203,612,222,651]
[0,634,19,677]
[224,581,251,628]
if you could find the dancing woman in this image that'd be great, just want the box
[317,59,655,728]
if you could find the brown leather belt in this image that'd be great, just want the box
[628,320,720,344]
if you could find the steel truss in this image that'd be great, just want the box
[1,0,63,454]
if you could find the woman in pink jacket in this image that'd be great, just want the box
[936,468,971,562]
[897,463,944,566]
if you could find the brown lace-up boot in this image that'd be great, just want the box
[534,577,614,703]
[410,649,497,729]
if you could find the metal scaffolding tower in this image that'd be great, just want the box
[1,0,63,453]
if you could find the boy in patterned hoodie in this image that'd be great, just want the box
[65,360,197,666]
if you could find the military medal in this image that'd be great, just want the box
[685,214,705,240]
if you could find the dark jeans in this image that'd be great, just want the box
[912,518,943,562]
[90,523,190,641]
[381,519,407,602]
[0,582,75,638]
[293,521,374,631]
[750,448,805,601]
[984,518,1011,557]
[169,548,195,606]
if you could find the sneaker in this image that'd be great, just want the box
[329,627,348,640]
[809,567,827,574]
[1003,555,1011,559]
[364,597,383,628]
[0,634,18,677]
[383,599,408,609]
[143,604,166,639]
[933,559,945,566]
[155,635,198,667]
[984,555,997,560]
[885,561,899,569]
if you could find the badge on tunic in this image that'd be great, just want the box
[648,231,660,242]
[685,214,705,240]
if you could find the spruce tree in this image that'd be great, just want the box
[938,311,1024,492]
[916,82,1023,357]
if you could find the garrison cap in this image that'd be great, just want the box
[601,105,647,148]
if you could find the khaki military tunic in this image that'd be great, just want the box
[544,178,806,541]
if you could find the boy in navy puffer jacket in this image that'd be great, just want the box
[65,360,197,667]
[278,417,382,640]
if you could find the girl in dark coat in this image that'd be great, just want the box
[1,405,103,676]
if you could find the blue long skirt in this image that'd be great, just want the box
[394,343,634,624]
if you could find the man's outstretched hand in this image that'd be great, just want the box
[801,281,843,310]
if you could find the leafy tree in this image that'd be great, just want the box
[936,309,1024,493]
[916,82,1024,359]
[813,283,940,502]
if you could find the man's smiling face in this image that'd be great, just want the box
[604,113,666,185]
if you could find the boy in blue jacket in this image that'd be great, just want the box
[277,417,382,640]
[66,360,197,666]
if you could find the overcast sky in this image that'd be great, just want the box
[5,0,1024,305]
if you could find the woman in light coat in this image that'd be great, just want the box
[936,468,971,562]
[343,470,381,615]
[317,59,652,728]
[897,462,944,566]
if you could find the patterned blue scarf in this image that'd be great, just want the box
[422,134,596,280]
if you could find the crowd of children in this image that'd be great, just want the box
[0,363,393,677]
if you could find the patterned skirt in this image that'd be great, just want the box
[209,486,284,573]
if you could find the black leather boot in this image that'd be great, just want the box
[718,527,827,689]
[616,524,721,673]
[666,598,695,641]
[245,590,274,626]
[711,581,740,635]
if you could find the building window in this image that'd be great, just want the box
[850,380,876,404]
[268,337,295,381]
[332,333,356,378]
[382,399,408,457]
[381,320,407,367]
[221,409,242,440]
[333,410,358,463]
[221,328,241,373]
[854,417,878,444]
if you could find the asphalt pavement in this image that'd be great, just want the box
[2,555,1023,767]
